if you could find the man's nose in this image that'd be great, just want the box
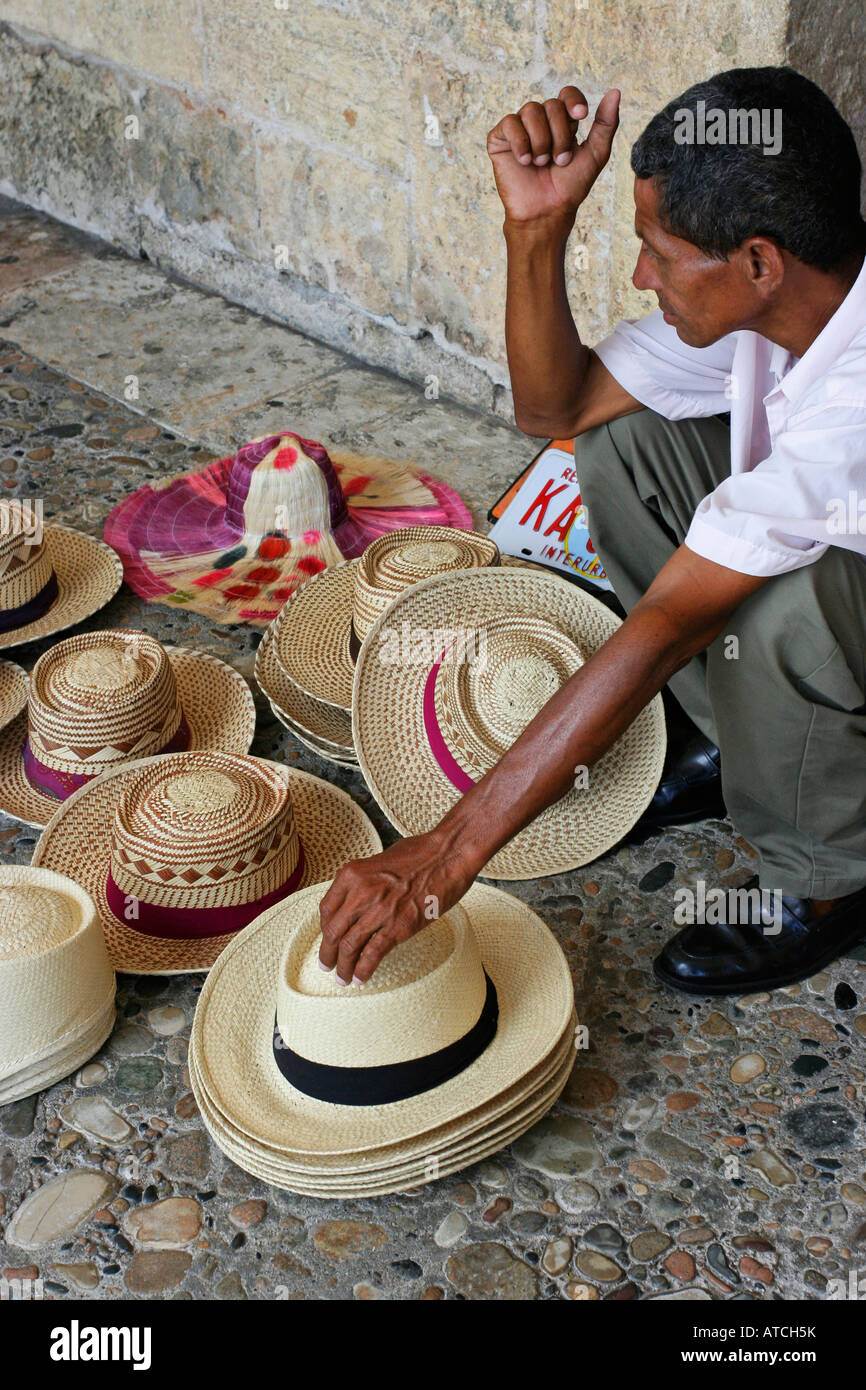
[632,250,656,293]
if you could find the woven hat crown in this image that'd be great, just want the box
[0,867,114,1074]
[352,527,499,641]
[226,434,344,541]
[0,499,54,612]
[276,902,488,1069]
[109,751,301,912]
[28,631,183,776]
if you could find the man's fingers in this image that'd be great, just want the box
[517,102,553,164]
[558,85,588,119]
[493,113,533,164]
[335,912,389,985]
[352,919,414,984]
[317,875,355,971]
[582,88,621,171]
[544,98,579,165]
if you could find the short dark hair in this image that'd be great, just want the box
[631,66,866,271]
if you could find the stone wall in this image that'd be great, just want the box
[0,2,855,419]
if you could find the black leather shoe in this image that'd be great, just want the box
[627,693,725,843]
[654,877,866,995]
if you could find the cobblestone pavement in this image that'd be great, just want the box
[0,198,864,1302]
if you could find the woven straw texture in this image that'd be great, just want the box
[352,527,499,642]
[188,1034,573,1195]
[0,525,123,650]
[0,995,116,1106]
[273,560,358,711]
[0,658,27,731]
[353,568,666,879]
[189,880,574,1154]
[0,645,256,828]
[0,866,115,1083]
[32,755,382,974]
[256,618,355,758]
[0,500,53,609]
[189,1005,576,1171]
[268,704,359,767]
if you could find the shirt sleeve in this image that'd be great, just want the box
[594,309,737,420]
[684,407,866,576]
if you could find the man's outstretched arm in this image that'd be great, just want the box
[318,545,769,983]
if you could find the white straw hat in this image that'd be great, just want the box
[352,566,666,879]
[32,751,382,975]
[0,500,122,649]
[187,880,574,1192]
[273,528,500,715]
[0,630,256,827]
[0,657,27,731]
[0,866,115,1104]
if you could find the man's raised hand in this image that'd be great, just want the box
[487,86,621,227]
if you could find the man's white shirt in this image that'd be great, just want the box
[593,252,866,577]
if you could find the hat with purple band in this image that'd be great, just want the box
[32,749,382,974]
[0,499,122,649]
[104,431,471,627]
[0,630,256,828]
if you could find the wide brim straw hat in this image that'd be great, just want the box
[187,880,574,1188]
[32,753,382,975]
[0,523,123,650]
[0,658,28,730]
[104,431,471,627]
[274,529,500,714]
[255,613,356,765]
[0,640,256,828]
[0,866,116,1104]
[353,567,666,879]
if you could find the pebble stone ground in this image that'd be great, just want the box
[0,196,864,1303]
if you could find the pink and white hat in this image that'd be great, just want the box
[104,431,471,626]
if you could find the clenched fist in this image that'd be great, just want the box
[487,85,621,227]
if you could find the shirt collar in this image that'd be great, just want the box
[772,249,866,404]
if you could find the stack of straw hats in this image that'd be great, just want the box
[0,657,28,732]
[0,630,256,827]
[32,749,382,974]
[256,526,500,765]
[188,880,576,1196]
[0,498,122,649]
[351,565,667,877]
[0,866,115,1105]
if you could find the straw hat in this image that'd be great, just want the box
[103,431,471,627]
[353,566,666,879]
[255,616,356,767]
[0,657,27,730]
[0,866,115,1104]
[0,499,122,649]
[186,880,575,1193]
[273,529,500,714]
[0,630,256,828]
[32,750,382,974]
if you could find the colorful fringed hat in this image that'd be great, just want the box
[104,432,472,626]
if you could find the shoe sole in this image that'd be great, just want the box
[653,920,866,997]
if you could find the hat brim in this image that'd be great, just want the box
[256,620,355,758]
[0,658,27,730]
[189,1008,576,1172]
[270,560,357,713]
[0,526,123,650]
[0,647,257,828]
[268,703,359,768]
[189,1040,573,1196]
[353,568,667,879]
[0,997,116,1106]
[189,880,574,1155]
[31,757,382,975]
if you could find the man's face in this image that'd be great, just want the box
[632,176,759,347]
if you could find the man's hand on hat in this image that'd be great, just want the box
[487,86,621,228]
[318,833,476,986]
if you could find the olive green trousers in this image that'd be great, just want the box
[578,408,866,899]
